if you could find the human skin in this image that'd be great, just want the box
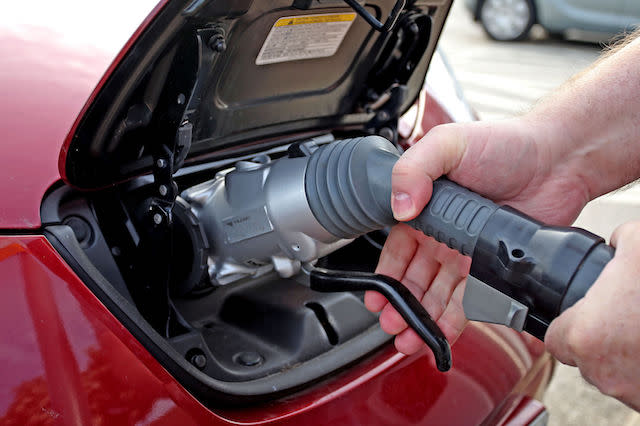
[365,34,640,409]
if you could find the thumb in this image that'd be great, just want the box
[391,123,468,221]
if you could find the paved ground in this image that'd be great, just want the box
[438,2,640,425]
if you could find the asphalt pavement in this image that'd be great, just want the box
[438,2,640,425]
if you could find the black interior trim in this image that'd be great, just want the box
[44,224,392,407]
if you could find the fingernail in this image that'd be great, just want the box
[392,192,413,221]
[398,117,413,138]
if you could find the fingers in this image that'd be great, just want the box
[363,291,388,313]
[393,328,424,355]
[420,250,468,320]
[377,237,469,345]
[374,224,420,281]
[436,279,469,344]
[610,220,640,253]
[391,124,468,221]
[385,257,467,347]
[545,302,580,366]
[401,236,445,293]
[378,248,438,335]
[366,224,420,313]
[393,279,469,355]
[379,243,442,333]
[547,221,640,371]
[378,293,415,335]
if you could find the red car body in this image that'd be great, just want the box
[0,1,552,424]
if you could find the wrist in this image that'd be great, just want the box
[522,38,640,199]
[520,106,598,203]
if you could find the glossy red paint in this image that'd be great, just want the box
[0,234,551,425]
[0,236,208,425]
[420,92,460,136]
[399,89,457,150]
[0,1,161,229]
[501,397,547,425]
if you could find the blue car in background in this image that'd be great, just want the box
[464,0,640,41]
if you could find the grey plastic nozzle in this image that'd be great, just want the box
[304,136,499,257]
[305,136,399,239]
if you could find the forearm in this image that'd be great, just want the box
[526,32,640,200]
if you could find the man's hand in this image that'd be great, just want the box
[363,31,640,410]
[364,118,591,354]
[546,221,640,411]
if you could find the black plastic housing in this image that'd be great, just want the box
[471,207,614,339]
[41,174,391,407]
[62,0,452,189]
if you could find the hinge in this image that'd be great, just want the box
[150,143,179,228]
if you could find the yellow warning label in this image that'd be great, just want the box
[256,13,357,65]
[274,13,356,27]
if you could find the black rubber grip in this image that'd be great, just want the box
[406,178,499,256]
[310,268,452,372]
[561,242,614,313]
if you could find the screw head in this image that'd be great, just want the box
[63,216,92,247]
[190,353,207,370]
[376,110,390,122]
[156,158,167,169]
[214,39,226,52]
[208,35,226,52]
[153,213,163,225]
[235,351,263,367]
[159,185,168,196]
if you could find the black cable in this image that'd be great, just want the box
[343,0,406,32]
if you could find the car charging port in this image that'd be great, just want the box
[41,141,393,405]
